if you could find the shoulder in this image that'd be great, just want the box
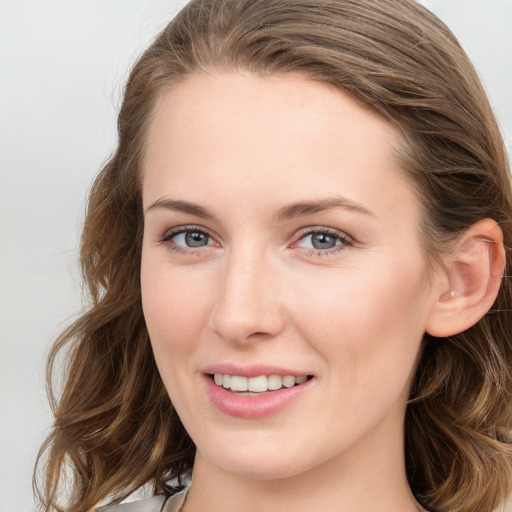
[95,495,166,512]
[95,489,187,512]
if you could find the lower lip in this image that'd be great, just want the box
[204,375,314,419]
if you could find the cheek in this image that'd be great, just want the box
[292,257,431,383]
[140,261,213,359]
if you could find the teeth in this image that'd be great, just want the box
[248,375,267,392]
[282,375,295,388]
[212,373,309,392]
[267,375,282,390]
[230,375,248,392]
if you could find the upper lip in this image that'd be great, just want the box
[201,363,312,378]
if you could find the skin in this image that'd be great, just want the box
[140,72,443,511]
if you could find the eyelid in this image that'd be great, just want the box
[290,226,354,254]
[293,225,353,241]
[157,224,354,257]
[160,224,210,240]
[159,224,220,252]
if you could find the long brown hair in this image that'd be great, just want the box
[35,1,512,511]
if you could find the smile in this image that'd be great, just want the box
[212,374,309,394]
[204,371,314,418]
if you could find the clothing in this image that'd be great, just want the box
[96,487,188,512]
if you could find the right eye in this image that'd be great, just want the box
[160,225,216,253]
[171,230,211,247]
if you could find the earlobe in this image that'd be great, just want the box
[426,219,505,338]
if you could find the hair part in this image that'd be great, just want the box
[35,1,512,511]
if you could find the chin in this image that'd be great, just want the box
[192,429,309,480]
[209,452,308,481]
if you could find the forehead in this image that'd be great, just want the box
[145,72,396,166]
[143,72,419,227]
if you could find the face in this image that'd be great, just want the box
[141,72,440,481]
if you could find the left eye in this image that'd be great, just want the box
[296,230,347,250]
[170,230,212,247]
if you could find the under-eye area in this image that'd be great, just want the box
[211,374,314,394]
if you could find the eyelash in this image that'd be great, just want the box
[159,225,213,256]
[158,225,354,257]
[293,226,354,257]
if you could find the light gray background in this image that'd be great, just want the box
[1,1,511,511]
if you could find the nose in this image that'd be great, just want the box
[208,248,286,344]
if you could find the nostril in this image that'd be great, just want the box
[247,331,270,339]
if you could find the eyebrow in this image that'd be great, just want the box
[274,196,376,220]
[145,196,376,220]
[145,198,214,218]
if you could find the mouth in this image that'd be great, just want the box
[204,369,315,418]
[210,373,313,396]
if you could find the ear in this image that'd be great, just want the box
[426,219,505,337]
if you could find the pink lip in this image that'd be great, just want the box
[201,365,314,419]
[201,363,311,378]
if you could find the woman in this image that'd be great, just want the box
[35,1,512,511]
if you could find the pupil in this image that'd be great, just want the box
[312,233,336,249]
[185,231,208,247]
